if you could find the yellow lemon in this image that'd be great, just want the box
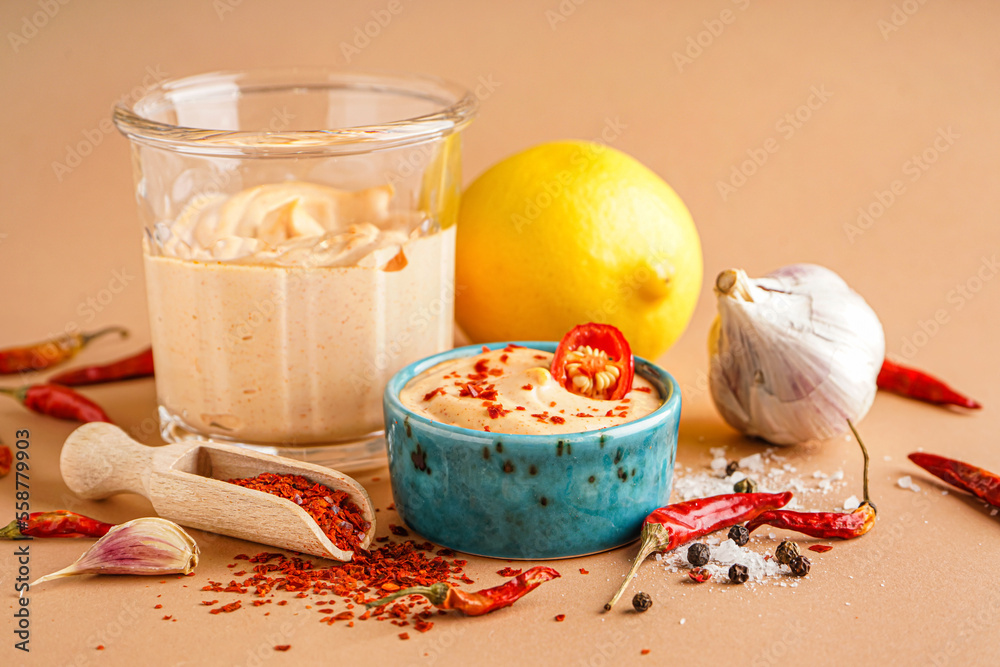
[456,140,702,360]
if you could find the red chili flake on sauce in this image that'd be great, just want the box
[809,545,834,553]
[533,354,547,359]
[550,416,566,424]
[496,567,522,577]
[474,359,490,374]
[579,568,589,575]
[522,384,533,390]
[634,387,652,393]
[499,354,509,363]
[488,368,504,376]
[484,425,491,432]
[574,413,593,418]
[423,388,445,401]
[274,645,291,651]
[619,398,631,403]
[549,401,557,407]
[555,614,566,622]
[399,632,411,640]
[228,473,370,553]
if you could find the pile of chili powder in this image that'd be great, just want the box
[201,541,470,632]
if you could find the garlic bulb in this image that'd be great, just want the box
[30,517,199,587]
[708,264,884,445]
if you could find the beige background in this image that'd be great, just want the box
[3,1,1000,665]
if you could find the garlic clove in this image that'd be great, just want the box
[29,517,199,588]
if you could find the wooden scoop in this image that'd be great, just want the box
[60,423,376,561]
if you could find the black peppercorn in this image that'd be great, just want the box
[687,542,710,566]
[733,478,758,493]
[775,540,800,566]
[789,555,811,577]
[725,460,740,476]
[632,592,653,612]
[728,524,750,547]
[728,563,749,584]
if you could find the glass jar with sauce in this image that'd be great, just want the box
[113,69,477,470]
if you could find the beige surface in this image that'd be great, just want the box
[2,1,999,665]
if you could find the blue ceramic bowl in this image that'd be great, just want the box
[383,342,680,559]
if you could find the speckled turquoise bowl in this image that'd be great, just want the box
[383,342,680,559]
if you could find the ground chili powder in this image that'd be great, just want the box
[228,473,370,553]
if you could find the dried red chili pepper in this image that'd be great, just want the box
[0,326,128,375]
[746,421,876,540]
[0,443,11,478]
[604,490,793,610]
[366,566,561,616]
[551,323,635,400]
[908,452,1000,506]
[0,510,116,539]
[877,359,981,410]
[49,347,154,386]
[0,384,112,423]
[228,472,370,553]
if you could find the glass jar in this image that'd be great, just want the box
[113,69,477,471]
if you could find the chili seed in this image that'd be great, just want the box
[687,542,710,566]
[733,478,758,493]
[688,567,712,583]
[775,540,800,566]
[725,460,740,476]
[789,555,812,577]
[728,563,749,584]
[632,592,653,612]
[728,524,750,547]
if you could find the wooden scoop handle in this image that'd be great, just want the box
[61,423,178,500]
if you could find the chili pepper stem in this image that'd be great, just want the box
[366,582,450,609]
[0,519,27,540]
[0,386,28,403]
[846,419,875,512]
[80,326,129,346]
[604,522,672,612]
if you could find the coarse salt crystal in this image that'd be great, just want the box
[710,457,728,472]
[843,495,860,511]
[897,476,920,493]
[739,453,764,472]
[991,509,998,517]
[680,618,686,625]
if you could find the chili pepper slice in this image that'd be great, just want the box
[0,384,112,423]
[0,510,116,539]
[49,347,154,386]
[745,420,876,540]
[366,566,561,616]
[908,452,1000,506]
[0,443,11,478]
[604,490,792,611]
[550,323,634,400]
[877,359,981,410]
[0,326,128,375]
